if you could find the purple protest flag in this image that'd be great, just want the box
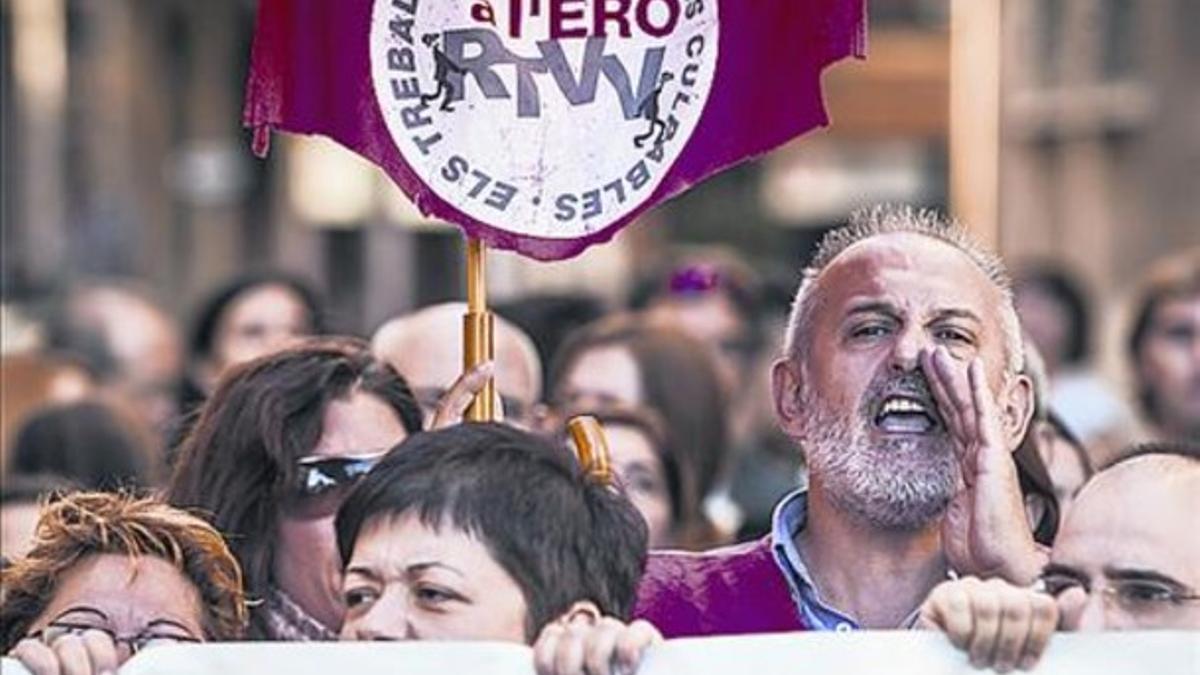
[245,0,866,261]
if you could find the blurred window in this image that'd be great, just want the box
[870,0,947,27]
[1101,0,1139,80]
[415,230,465,307]
[1035,0,1064,86]
[1183,1,1200,63]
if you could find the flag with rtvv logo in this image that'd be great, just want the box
[244,0,866,260]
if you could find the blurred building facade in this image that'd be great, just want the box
[2,0,1196,338]
[4,0,267,314]
[998,0,1199,296]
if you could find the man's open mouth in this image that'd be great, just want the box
[873,395,940,434]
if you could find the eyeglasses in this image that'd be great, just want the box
[29,621,201,655]
[1039,572,1200,616]
[285,452,387,519]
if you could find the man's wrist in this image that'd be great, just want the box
[1001,545,1049,586]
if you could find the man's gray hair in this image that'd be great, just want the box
[783,204,1025,374]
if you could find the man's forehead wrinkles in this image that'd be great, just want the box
[841,297,924,321]
[813,257,890,302]
[844,298,902,315]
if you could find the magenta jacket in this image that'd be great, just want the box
[633,536,810,638]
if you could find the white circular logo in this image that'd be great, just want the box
[370,0,719,239]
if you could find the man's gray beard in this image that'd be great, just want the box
[800,388,960,531]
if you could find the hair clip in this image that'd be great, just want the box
[667,264,722,296]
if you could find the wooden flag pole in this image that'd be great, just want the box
[464,237,497,421]
[567,415,614,486]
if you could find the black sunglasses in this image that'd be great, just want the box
[284,452,386,519]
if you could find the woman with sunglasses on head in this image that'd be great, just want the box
[166,337,423,641]
[1,491,246,675]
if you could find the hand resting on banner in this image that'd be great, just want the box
[3,630,1194,675]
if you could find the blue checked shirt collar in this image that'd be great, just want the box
[770,489,861,632]
[770,489,944,631]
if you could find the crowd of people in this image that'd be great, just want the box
[1,204,1197,674]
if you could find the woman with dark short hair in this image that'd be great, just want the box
[167,337,422,641]
[335,423,647,643]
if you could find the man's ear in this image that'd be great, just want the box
[772,358,806,439]
[554,600,601,628]
[1001,373,1035,452]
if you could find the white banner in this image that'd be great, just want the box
[4,631,1197,674]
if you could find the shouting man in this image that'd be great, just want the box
[536,205,1045,674]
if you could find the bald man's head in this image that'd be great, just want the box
[1048,445,1200,630]
[54,284,183,435]
[372,303,543,423]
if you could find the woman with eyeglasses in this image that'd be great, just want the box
[166,337,423,641]
[1,491,246,674]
